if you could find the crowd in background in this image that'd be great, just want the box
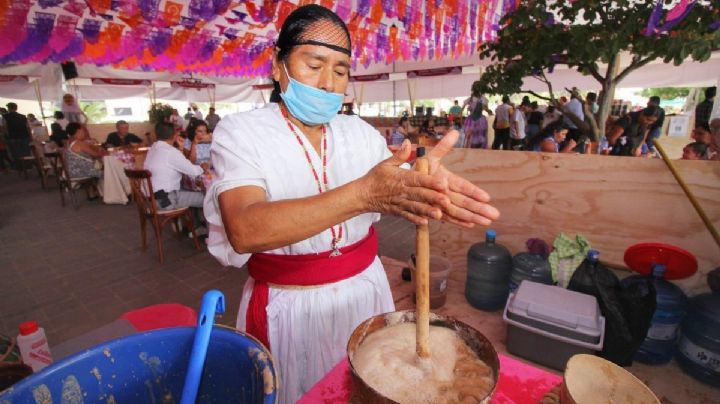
[0,94,224,238]
[388,86,719,161]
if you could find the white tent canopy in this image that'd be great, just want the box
[1,50,718,104]
[348,51,720,103]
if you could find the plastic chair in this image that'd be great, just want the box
[119,303,197,332]
[124,169,201,264]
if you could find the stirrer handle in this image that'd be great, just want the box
[415,149,431,358]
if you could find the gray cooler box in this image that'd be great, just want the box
[503,280,605,370]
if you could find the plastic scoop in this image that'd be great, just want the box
[180,290,225,404]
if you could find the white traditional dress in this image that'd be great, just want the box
[204,103,395,404]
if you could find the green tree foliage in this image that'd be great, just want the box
[148,103,174,124]
[79,101,107,123]
[474,0,720,138]
[640,87,691,99]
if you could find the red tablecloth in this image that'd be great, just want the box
[298,354,562,404]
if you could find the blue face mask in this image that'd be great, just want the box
[280,64,344,125]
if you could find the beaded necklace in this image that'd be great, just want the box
[280,104,343,257]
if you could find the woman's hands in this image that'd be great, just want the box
[425,130,500,227]
[359,140,449,225]
[359,136,500,227]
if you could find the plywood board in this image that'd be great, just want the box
[429,149,720,295]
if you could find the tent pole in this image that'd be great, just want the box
[392,61,397,117]
[406,78,415,114]
[711,76,720,122]
[33,79,47,123]
[70,79,80,104]
[148,82,157,105]
[351,81,363,116]
[207,86,216,108]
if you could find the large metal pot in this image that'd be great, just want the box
[347,310,499,404]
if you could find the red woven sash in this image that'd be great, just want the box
[245,227,378,349]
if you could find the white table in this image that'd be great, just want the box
[101,155,132,204]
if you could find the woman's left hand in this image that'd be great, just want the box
[426,130,500,228]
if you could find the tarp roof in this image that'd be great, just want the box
[0,0,503,76]
[1,50,718,104]
[0,1,717,104]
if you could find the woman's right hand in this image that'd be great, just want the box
[358,140,451,225]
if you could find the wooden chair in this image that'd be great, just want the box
[17,141,38,179]
[30,142,53,189]
[45,150,98,209]
[124,169,201,264]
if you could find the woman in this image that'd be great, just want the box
[65,122,106,180]
[542,104,562,129]
[526,102,543,139]
[389,116,407,145]
[60,94,87,124]
[27,113,46,141]
[532,121,576,153]
[682,141,707,160]
[462,91,492,148]
[203,6,499,403]
[184,120,212,165]
[49,111,69,149]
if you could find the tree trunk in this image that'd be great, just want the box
[597,53,621,143]
[597,82,616,141]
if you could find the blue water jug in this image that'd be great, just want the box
[676,291,720,386]
[621,264,688,364]
[509,252,552,291]
[466,229,512,311]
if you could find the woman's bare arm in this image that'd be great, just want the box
[219,143,450,253]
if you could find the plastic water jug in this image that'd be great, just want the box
[621,264,688,364]
[509,252,553,291]
[675,270,720,385]
[466,229,512,311]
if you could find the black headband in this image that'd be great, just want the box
[294,40,351,57]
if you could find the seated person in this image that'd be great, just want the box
[105,120,142,147]
[65,122,107,184]
[49,111,69,149]
[691,125,718,160]
[144,122,209,232]
[607,107,658,157]
[420,118,435,136]
[389,117,408,145]
[531,121,576,153]
[183,120,212,165]
[709,118,720,160]
[682,142,708,160]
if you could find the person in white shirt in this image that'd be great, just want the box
[510,101,528,149]
[144,122,209,232]
[492,95,512,150]
[203,5,500,403]
[60,93,87,124]
[563,92,585,150]
[191,103,204,120]
[541,105,562,129]
[170,109,186,131]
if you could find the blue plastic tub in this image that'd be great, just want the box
[0,327,278,403]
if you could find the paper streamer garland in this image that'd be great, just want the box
[0,0,519,76]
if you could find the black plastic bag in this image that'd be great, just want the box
[568,257,656,366]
